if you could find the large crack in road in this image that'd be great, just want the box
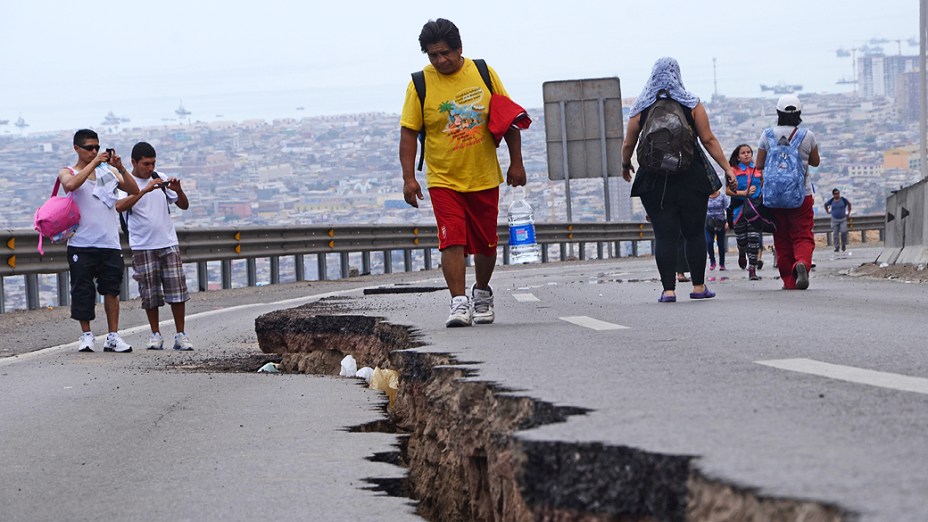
[252,298,850,522]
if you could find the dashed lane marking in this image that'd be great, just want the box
[559,316,629,331]
[512,293,540,302]
[756,358,928,396]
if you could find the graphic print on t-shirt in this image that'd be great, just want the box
[439,86,488,151]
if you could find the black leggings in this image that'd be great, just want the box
[641,185,709,291]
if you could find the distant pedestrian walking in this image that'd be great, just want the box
[60,129,140,353]
[399,18,527,327]
[755,94,820,290]
[824,188,851,252]
[705,188,729,273]
[621,57,735,303]
[116,142,194,351]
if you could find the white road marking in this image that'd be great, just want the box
[512,293,540,302]
[559,316,629,331]
[757,358,928,396]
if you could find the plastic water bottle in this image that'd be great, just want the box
[508,187,540,264]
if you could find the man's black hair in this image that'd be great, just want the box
[776,110,802,126]
[73,128,98,146]
[832,188,840,194]
[131,141,157,162]
[418,18,462,53]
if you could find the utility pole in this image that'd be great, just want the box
[921,0,927,178]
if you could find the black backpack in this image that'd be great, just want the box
[119,172,169,237]
[411,58,493,171]
[636,89,696,174]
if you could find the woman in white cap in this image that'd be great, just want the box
[754,94,821,290]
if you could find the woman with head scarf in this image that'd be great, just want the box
[622,57,735,303]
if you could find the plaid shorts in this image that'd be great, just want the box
[131,246,189,309]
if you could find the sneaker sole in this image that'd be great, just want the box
[147,346,165,350]
[173,347,194,351]
[473,315,495,325]
[445,318,473,327]
[78,347,94,353]
[103,347,133,353]
[795,264,809,290]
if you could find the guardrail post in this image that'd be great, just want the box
[861,230,867,243]
[0,277,5,313]
[632,241,639,257]
[317,253,327,281]
[197,262,208,292]
[246,259,257,287]
[221,260,232,289]
[541,244,549,263]
[579,242,587,261]
[26,274,39,310]
[879,228,885,242]
[502,245,510,265]
[270,256,280,284]
[614,241,622,258]
[423,248,432,270]
[362,251,371,275]
[383,250,392,274]
[559,242,567,261]
[597,242,604,260]
[403,249,413,272]
[120,267,130,301]
[295,255,305,281]
[340,252,350,279]
[826,232,833,247]
[58,271,70,306]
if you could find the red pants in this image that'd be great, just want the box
[770,195,815,289]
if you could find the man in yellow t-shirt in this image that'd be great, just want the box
[399,18,526,328]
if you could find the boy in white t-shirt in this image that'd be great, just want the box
[116,142,193,350]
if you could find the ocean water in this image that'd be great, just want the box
[0,84,402,136]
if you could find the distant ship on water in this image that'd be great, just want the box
[175,102,191,117]
[102,111,130,126]
[15,116,28,128]
[0,119,8,126]
[760,83,802,95]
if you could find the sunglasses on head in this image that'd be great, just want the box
[77,144,101,151]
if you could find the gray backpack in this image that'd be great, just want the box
[636,89,696,174]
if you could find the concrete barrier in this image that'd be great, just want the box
[879,177,928,265]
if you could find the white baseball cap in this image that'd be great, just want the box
[776,94,801,113]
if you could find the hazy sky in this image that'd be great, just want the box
[0,0,920,131]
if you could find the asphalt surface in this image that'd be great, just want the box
[2,246,927,521]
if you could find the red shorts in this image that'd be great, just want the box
[428,186,500,257]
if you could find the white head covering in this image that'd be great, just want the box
[629,57,700,117]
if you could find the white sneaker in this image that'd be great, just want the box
[470,284,495,325]
[78,332,95,352]
[173,332,194,351]
[445,296,473,328]
[146,332,164,350]
[104,333,132,353]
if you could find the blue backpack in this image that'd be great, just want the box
[761,127,808,208]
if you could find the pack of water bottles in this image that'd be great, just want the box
[508,187,540,264]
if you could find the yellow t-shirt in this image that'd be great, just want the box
[400,58,509,192]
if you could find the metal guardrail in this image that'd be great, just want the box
[0,215,885,313]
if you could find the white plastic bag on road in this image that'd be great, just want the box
[257,362,280,373]
[355,366,374,384]
[339,354,358,377]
